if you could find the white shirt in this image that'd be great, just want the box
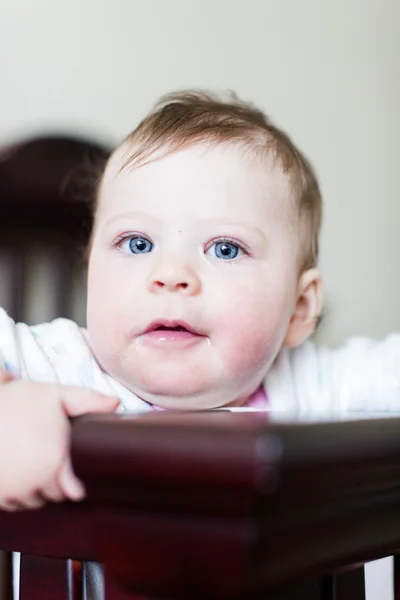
[2,307,400,416]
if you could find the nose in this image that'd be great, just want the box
[147,258,202,295]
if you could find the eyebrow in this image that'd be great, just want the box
[102,211,266,241]
[102,212,161,228]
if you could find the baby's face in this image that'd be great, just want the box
[87,143,301,409]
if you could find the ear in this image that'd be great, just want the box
[283,268,322,348]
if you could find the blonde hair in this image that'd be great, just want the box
[99,90,322,270]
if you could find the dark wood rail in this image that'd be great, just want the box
[1,411,400,599]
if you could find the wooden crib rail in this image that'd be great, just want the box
[1,411,400,599]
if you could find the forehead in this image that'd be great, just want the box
[98,142,293,224]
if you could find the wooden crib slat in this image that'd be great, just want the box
[52,248,73,319]
[9,253,24,323]
[1,551,13,600]
[258,569,365,600]
[332,567,365,600]
[19,555,82,600]
[266,579,326,600]
[394,554,400,600]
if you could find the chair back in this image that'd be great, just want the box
[0,135,109,324]
[0,134,110,600]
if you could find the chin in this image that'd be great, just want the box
[141,392,228,411]
[125,370,211,398]
[126,378,230,411]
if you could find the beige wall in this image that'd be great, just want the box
[1,0,399,344]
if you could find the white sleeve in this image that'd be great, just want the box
[0,305,114,388]
[0,306,109,388]
[0,307,151,413]
[0,307,59,382]
[265,335,400,415]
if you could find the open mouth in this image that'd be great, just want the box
[144,320,201,335]
[141,320,204,344]
[154,325,189,332]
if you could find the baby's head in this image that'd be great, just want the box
[87,91,322,409]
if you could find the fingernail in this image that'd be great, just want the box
[67,480,86,501]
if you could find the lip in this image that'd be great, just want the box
[138,319,206,348]
[143,320,203,336]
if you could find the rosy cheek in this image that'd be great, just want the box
[87,284,123,352]
[214,293,280,376]
[225,321,274,375]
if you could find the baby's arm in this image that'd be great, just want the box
[0,368,118,511]
[267,335,400,415]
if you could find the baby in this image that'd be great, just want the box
[1,90,400,512]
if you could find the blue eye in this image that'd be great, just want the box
[207,241,241,260]
[117,235,153,254]
[129,236,153,254]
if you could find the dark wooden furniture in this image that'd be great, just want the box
[1,411,400,599]
[0,134,110,599]
[0,135,109,323]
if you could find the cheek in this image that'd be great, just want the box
[86,260,129,352]
[213,280,292,375]
[87,264,115,320]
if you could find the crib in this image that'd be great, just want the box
[1,411,400,599]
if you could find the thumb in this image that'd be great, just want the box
[56,457,86,501]
[60,386,119,417]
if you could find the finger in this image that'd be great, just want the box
[0,494,45,511]
[40,479,66,503]
[56,458,86,502]
[0,498,21,512]
[17,494,47,510]
[60,387,119,417]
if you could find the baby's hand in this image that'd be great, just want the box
[0,377,118,511]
